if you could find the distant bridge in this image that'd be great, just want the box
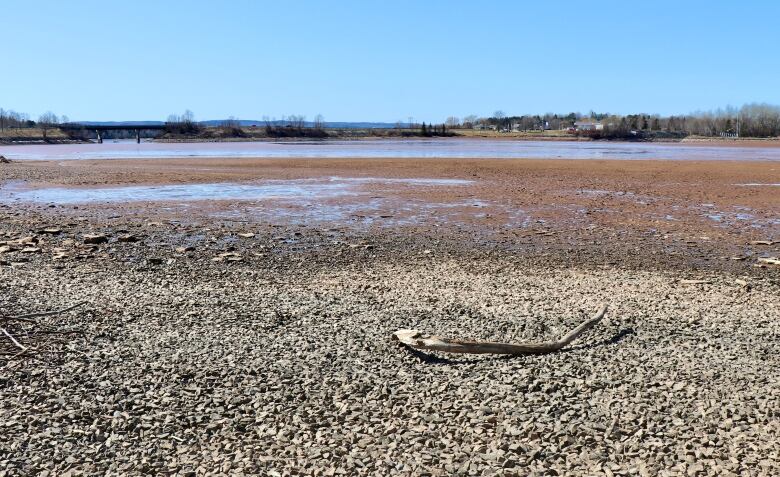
[59,123,167,143]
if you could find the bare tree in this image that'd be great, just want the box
[314,114,324,130]
[221,116,241,128]
[287,115,306,130]
[165,110,200,135]
[494,110,507,130]
[462,115,478,129]
[445,116,460,128]
[3,110,26,129]
[38,111,59,140]
[38,111,59,125]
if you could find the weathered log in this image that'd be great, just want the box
[394,304,608,355]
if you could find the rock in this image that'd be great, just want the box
[37,228,62,235]
[83,233,109,244]
[118,235,140,243]
[238,233,255,238]
[0,155,10,163]
[11,236,37,246]
[214,252,242,262]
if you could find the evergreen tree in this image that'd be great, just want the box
[421,122,427,136]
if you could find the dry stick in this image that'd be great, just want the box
[3,301,88,321]
[394,304,609,356]
[1,302,88,362]
[0,315,38,324]
[1,327,28,352]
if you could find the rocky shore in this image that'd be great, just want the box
[0,207,777,476]
[1,156,779,475]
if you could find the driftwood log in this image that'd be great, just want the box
[394,304,608,355]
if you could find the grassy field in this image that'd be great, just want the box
[0,127,71,141]
[449,128,576,139]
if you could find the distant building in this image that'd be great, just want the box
[574,120,604,131]
[512,121,551,132]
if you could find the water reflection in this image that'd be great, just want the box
[0,177,473,204]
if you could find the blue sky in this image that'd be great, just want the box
[1,0,778,122]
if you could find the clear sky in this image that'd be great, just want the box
[2,0,778,123]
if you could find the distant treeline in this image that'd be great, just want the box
[0,109,69,131]
[5,104,780,140]
[449,103,780,138]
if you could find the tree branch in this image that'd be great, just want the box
[3,301,88,321]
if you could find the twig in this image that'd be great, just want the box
[1,302,90,364]
[0,315,38,324]
[4,301,88,321]
[1,327,28,351]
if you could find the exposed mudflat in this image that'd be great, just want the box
[1,157,779,475]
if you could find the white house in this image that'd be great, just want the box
[574,120,604,131]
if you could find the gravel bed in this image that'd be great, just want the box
[2,243,778,475]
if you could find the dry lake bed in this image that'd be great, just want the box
[1,148,779,475]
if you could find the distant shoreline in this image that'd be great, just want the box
[2,128,780,147]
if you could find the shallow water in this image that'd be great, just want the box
[0,177,472,204]
[3,139,780,161]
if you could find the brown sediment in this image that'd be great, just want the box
[1,156,778,272]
